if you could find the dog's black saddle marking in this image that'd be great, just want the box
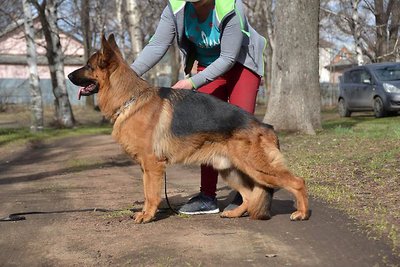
[158,86,173,99]
[261,123,274,130]
[158,87,253,136]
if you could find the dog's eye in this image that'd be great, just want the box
[85,64,94,71]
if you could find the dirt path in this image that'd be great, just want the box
[0,135,398,266]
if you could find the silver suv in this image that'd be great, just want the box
[338,62,400,117]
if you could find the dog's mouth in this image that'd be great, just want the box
[78,82,99,100]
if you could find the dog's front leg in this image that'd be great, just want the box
[134,156,166,224]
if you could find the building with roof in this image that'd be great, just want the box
[323,46,371,84]
[0,17,84,105]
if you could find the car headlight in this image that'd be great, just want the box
[383,83,400,93]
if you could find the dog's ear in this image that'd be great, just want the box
[99,34,116,68]
[107,34,123,57]
[100,34,107,55]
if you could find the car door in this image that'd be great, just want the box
[340,72,353,106]
[355,69,374,108]
[347,69,362,108]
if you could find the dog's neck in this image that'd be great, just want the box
[111,90,146,122]
[97,63,152,120]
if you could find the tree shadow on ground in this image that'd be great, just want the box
[322,116,372,131]
[0,156,133,185]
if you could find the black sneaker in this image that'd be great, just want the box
[179,192,220,215]
[223,192,243,212]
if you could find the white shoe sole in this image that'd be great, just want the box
[179,208,220,215]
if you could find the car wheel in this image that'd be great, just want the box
[373,97,386,118]
[338,98,351,117]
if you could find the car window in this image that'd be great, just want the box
[350,70,362,83]
[344,69,370,84]
[343,71,357,83]
[359,70,371,83]
[374,65,400,81]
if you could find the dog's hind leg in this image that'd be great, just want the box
[230,140,309,221]
[219,169,252,218]
[134,155,166,224]
[247,184,274,220]
[243,165,308,220]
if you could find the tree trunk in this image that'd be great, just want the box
[115,0,125,59]
[265,44,273,105]
[34,0,75,128]
[374,0,388,62]
[22,0,44,132]
[80,0,95,108]
[257,0,274,106]
[351,0,364,65]
[387,1,400,61]
[170,43,181,85]
[263,0,321,134]
[373,0,400,62]
[125,0,143,60]
[93,0,105,45]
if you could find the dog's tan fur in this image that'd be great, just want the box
[68,35,309,223]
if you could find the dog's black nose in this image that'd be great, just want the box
[67,73,74,81]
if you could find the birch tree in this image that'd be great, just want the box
[32,0,75,128]
[263,0,321,134]
[351,0,364,65]
[93,0,106,47]
[22,0,43,132]
[115,0,125,58]
[125,0,143,60]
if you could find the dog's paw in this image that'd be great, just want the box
[133,211,154,224]
[220,210,242,218]
[290,210,309,221]
[220,210,235,218]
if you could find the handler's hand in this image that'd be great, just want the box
[172,79,193,90]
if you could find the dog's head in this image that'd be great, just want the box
[68,34,122,99]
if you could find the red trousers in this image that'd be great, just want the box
[196,63,261,197]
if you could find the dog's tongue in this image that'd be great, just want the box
[77,84,94,100]
[78,87,84,100]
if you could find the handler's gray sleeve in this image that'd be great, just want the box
[190,14,243,89]
[130,7,176,76]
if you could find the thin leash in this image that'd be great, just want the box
[0,208,119,222]
[2,174,275,222]
[164,172,179,215]
[0,173,179,221]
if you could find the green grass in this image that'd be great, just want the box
[0,125,112,146]
[281,114,400,254]
[103,209,134,219]
[323,116,400,138]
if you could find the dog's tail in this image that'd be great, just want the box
[248,184,273,220]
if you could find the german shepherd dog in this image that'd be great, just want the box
[68,34,309,223]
